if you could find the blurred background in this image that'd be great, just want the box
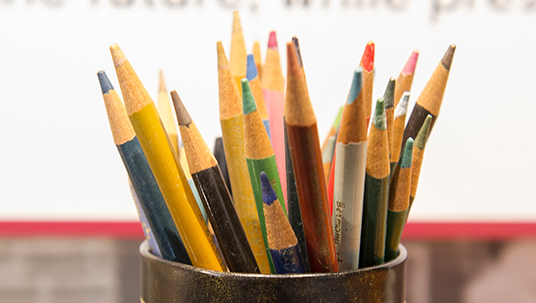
[0,0,535,302]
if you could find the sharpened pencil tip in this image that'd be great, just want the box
[97,70,114,95]
[241,78,257,114]
[394,92,410,118]
[383,78,396,108]
[159,70,167,93]
[400,138,414,168]
[170,90,192,127]
[360,41,375,72]
[260,172,277,206]
[402,50,419,74]
[346,67,363,105]
[415,115,432,149]
[246,54,258,81]
[291,36,304,68]
[268,31,278,49]
[442,45,456,71]
[109,43,127,67]
[372,98,386,130]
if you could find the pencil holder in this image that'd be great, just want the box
[139,240,407,303]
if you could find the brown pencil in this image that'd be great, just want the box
[285,41,338,273]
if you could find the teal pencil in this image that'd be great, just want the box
[98,70,191,264]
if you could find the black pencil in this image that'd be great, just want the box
[171,90,260,273]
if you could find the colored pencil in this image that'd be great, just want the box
[331,67,368,271]
[230,10,247,95]
[246,54,271,139]
[262,31,287,206]
[383,78,396,175]
[217,41,272,274]
[359,98,390,268]
[171,91,260,273]
[158,71,209,222]
[409,114,432,213]
[243,78,287,273]
[129,180,161,257]
[359,41,375,124]
[390,92,410,180]
[213,137,232,197]
[157,70,179,154]
[321,106,343,186]
[177,137,208,222]
[260,171,306,274]
[385,137,414,262]
[110,44,223,271]
[252,41,262,82]
[285,41,338,273]
[401,44,455,153]
[284,124,310,272]
[97,70,191,265]
[394,50,419,109]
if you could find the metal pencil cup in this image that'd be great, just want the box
[140,240,406,303]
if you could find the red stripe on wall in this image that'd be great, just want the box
[0,221,144,238]
[402,222,536,240]
[1,221,536,240]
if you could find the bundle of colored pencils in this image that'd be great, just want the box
[98,11,455,274]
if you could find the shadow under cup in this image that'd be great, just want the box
[140,240,407,303]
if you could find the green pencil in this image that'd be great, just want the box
[385,137,414,262]
[409,114,432,213]
[243,78,286,274]
[360,98,390,268]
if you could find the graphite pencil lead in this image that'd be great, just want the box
[170,91,192,127]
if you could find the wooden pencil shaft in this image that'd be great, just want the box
[220,117,272,274]
[111,44,224,270]
[385,208,408,262]
[118,138,191,264]
[128,105,224,271]
[332,141,367,271]
[287,124,338,273]
[360,174,389,267]
[213,137,232,196]
[192,166,260,273]
[284,124,310,273]
[246,155,284,273]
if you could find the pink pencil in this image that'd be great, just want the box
[262,31,287,204]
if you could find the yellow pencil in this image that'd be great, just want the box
[230,10,247,95]
[110,43,224,271]
[217,41,272,273]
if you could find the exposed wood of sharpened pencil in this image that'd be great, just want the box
[217,42,272,274]
[110,44,224,271]
[262,31,287,206]
[285,41,338,273]
[383,78,396,182]
[409,114,432,214]
[385,137,414,262]
[359,98,390,268]
[230,10,247,95]
[390,92,410,178]
[260,172,306,274]
[394,50,419,109]
[243,78,287,274]
[98,70,191,265]
[247,54,271,139]
[157,70,179,154]
[285,123,310,272]
[359,41,375,124]
[401,45,455,154]
[332,68,368,271]
[252,41,262,82]
[171,91,260,273]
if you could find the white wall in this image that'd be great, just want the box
[0,0,534,221]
